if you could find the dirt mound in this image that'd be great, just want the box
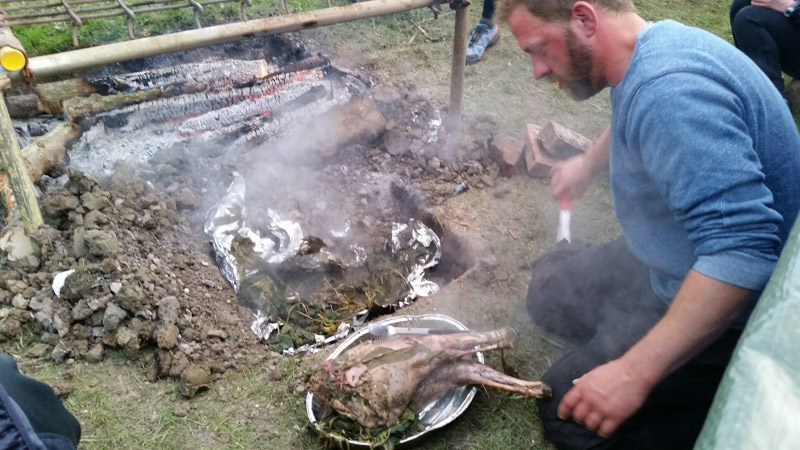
[1,167,268,394]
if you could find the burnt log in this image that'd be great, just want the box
[62,90,162,121]
[34,78,99,115]
[21,122,78,181]
[5,94,40,118]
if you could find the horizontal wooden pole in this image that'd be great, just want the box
[22,0,437,80]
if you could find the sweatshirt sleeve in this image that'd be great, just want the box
[626,71,782,291]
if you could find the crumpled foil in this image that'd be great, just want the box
[206,174,442,355]
[52,269,75,298]
[204,172,303,292]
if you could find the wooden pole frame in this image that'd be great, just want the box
[0,79,43,231]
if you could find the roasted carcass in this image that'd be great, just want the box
[308,327,551,428]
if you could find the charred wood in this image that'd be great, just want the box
[62,89,162,121]
[20,122,78,181]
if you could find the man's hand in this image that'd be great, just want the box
[550,155,594,200]
[557,358,653,438]
[751,0,793,12]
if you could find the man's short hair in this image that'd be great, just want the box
[496,0,636,24]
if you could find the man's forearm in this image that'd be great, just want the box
[620,270,755,389]
[584,125,611,173]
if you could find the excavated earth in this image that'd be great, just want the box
[0,36,513,399]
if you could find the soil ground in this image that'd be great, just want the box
[0,6,629,450]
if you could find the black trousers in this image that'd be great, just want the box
[0,355,81,448]
[730,0,800,97]
[526,238,741,450]
[481,0,494,21]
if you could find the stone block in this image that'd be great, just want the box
[523,124,558,178]
[539,121,591,159]
[489,134,524,177]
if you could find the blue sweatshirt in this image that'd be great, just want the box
[609,20,800,321]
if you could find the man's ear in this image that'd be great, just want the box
[570,1,598,38]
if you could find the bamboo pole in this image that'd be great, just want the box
[0,84,43,231]
[22,0,437,81]
[447,0,469,131]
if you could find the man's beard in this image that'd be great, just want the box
[555,28,604,101]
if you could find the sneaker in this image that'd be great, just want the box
[466,23,500,65]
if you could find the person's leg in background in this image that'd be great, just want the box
[730,0,800,104]
[466,0,501,64]
[0,355,81,449]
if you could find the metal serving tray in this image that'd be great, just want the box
[306,313,483,447]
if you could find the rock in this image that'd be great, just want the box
[207,328,228,340]
[155,321,179,349]
[523,124,558,178]
[72,227,88,258]
[84,344,104,363]
[53,313,70,337]
[12,294,30,310]
[538,121,592,159]
[51,382,73,398]
[0,227,41,271]
[99,259,117,274]
[28,295,51,312]
[153,349,173,379]
[87,295,109,311]
[117,284,146,312]
[0,311,22,340]
[172,403,191,417]
[383,130,410,156]
[71,300,93,321]
[51,343,70,364]
[179,365,211,399]
[170,352,191,379]
[175,187,196,210]
[40,191,80,221]
[115,326,136,347]
[83,210,109,228]
[109,282,122,295]
[84,230,119,257]
[5,280,27,295]
[59,269,95,302]
[489,135,524,177]
[103,302,127,331]
[21,287,36,299]
[27,343,51,358]
[80,191,110,211]
[158,296,181,323]
[34,310,53,330]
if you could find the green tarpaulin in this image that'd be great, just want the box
[696,216,800,449]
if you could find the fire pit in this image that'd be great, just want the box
[306,314,482,448]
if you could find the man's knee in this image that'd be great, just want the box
[526,241,587,323]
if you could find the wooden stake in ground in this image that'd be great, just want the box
[447,0,470,132]
[0,81,43,231]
